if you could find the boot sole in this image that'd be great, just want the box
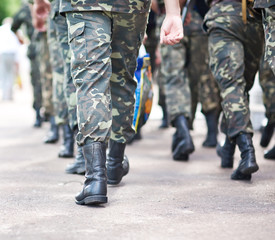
[107,179,122,185]
[59,154,74,158]
[75,195,108,205]
[65,169,85,175]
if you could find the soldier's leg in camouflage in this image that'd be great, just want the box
[158,81,168,129]
[160,39,194,160]
[208,29,261,180]
[263,6,275,76]
[107,12,148,182]
[44,115,59,143]
[261,7,275,161]
[30,57,43,128]
[58,124,74,158]
[67,11,112,205]
[258,53,275,148]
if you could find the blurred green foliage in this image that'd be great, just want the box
[0,0,22,24]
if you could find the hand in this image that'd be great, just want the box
[143,33,148,44]
[160,14,183,45]
[32,0,51,31]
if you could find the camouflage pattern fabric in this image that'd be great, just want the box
[259,52,275,124]
[29,42,42,110]
[254,0,275,8]
[261,6,275,75]
[60,0,151,14]
[47,6,69,125]
[159,9,220,125]
[38,31,54,116]
[204,1,264,138]
[54,13,78,129]
[11,4,42,110]
[160,37,192,123]
[187,33,222,124]
[185,11,221,124]
[66,10,149,145]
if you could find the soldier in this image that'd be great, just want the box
[254,0,275,160]
[49,0,85,170]
[157,0,221,161]
[47,0,74,158]
[11,3,43,127]
[183,0,222,148]
[37,30,60,144]
[203,0,264,180]
[32,0,183,205]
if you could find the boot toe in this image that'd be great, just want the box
[264,147,275,160]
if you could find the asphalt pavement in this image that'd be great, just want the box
[0,63,275,240]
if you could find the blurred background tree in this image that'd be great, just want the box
[0,0,21,24]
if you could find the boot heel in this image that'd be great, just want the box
[84,195,108,205]
[240,163,259,175]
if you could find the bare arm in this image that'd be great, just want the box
[160,0,184,45]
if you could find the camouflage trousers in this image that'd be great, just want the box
[30,57,42,110]
[160,33,220,125]
[187,34,221,125]
[39,32,54,116]
[160,38,191,123]
[48,15,69,125]
[54,13,78,130]
[206,2,264,138]
[28,41,42,110]
[259,53,275,124]
[66,11,148,145]
[262,6,275,75]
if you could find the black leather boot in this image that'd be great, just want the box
[171,115,194,161]
[66,145,85,174]
[58,124,74,158]
[44,116,59,143]
[159,105,168,129]
[203,110,218,148]
[264,145,275,160]
[127,128,142,144]
[231,133,259,180]
[75,142,107,205]
[216,136,235,168]
[231,170,251,181]
[260,120,275,147]
[107,139,129,185]
[33,108,42,128]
